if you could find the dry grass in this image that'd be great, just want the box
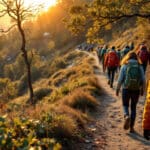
[63,88,99,112]
[88,76,101,91]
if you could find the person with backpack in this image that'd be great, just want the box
[116,48,121,72]
[121,45,131,59]
[97,46,102,62]
[137,45,150,73]
[116,52,145,133]
[104,46,119,88]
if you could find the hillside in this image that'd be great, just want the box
[0,0,150,149]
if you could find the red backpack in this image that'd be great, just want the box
[138,46,149,63]
[107,51,119,67]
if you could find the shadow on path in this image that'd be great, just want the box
[127,132,150,146]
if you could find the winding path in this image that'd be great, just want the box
[79,51,150,150]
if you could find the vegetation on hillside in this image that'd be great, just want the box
[0,0,149,149]
[66,0,150,43]
[0,50,102,149]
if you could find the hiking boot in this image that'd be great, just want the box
[130,127,135,133]
[123,116,130,130]
[144,130,150,140]
[110,84,113,88]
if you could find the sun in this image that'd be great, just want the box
[25,0,57,11]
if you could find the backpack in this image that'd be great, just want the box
[124,48,130,56]
[107,51,118,67]
[124,62,141,90]
[117,51,121,60]
[101,49,107,57]
[138,46,149,63]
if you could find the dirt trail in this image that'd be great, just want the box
[79,52,150,150]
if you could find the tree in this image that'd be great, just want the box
[0,0,41,104]
[66,0,150,43]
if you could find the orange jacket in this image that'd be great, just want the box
[142,80,150,130]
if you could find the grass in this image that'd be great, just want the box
[0,48,102,149]
[63,89,99,112]
[0,19,149,149]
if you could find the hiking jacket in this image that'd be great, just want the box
[142,80,150,130]
[117,59,145,89]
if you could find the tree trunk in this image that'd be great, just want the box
[17,21,34,104]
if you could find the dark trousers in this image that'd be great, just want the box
[122,89,140,127]
[142,62,147,73]
[107,66,117,86]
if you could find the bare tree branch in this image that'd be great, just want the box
[0,24,17,33]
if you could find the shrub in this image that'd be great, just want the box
[0,116,62,150]
[54,104,87,129]
[49,114,77,139]
[0,78,17,101]
[31,66,42,82]
[65,51,85,62]
[51,57,67,70]
[88,76,101,91]
[34,88,52,101]
[4,64,15,80]
[17,74,28,95]
[64,89,99,112]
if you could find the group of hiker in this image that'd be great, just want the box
[96,42,150,140]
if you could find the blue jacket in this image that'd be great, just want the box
[117,59,145,89]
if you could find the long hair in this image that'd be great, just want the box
[121,51,142,66]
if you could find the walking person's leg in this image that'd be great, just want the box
[107,67,111,85]
[130,90,140,133]
[122,89,131,130]
[142,63,147,74]
[110,67,116,88]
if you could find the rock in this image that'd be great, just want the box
[85,139,92,143]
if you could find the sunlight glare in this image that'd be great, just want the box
[25,0,57,10]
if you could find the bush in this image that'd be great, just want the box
[17,74,28,95]
[51,57,67,70]
[0,116,62,150]
[49,114,77,139]
[4,64,15,80]
[54,104,87,129]
[88,76,101,91]
[34,88,52,101]
[64,89,99,112]
[0,78,17,101]
[31,66,42,82]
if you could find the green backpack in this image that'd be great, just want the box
[124,62,141,90]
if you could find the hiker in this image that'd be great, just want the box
[116,48,121,71]
[121,45,131,59]
[116,52,145,133]
[97,46,102,62]
[100,45,108,72]
[142,79,150,140]
[104,46,119,88]
[137,45,150,73]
